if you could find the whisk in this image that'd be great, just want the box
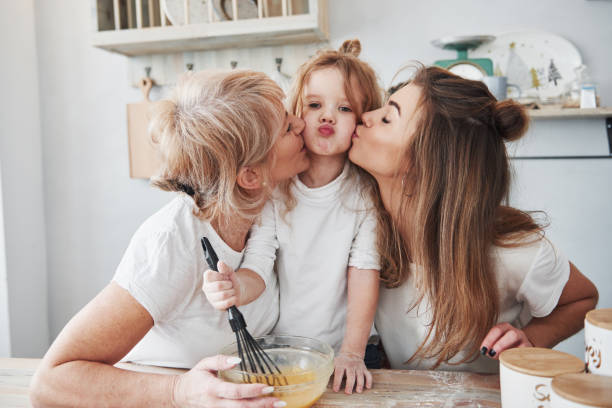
[201,237,288,386]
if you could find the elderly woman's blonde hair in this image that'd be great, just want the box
[149,69,285,221]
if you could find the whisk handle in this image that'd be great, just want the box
[201,237,247,332]
[201,237,219,271]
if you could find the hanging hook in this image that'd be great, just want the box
[230,61,238,69]
[140,67,154,101]
[186,63,194,71]
[275,58,283,72]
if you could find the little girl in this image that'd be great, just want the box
[204,40,383,394]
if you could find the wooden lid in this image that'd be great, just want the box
[499,347,584,377]
[552,373,612,407]
[586,309,612,330]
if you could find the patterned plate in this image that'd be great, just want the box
[470,31,582,101]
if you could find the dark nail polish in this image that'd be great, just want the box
[488,349,496,357]
[481,346,488,355]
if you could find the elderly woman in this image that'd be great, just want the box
[30,70,309,407]
[349,65,598,372]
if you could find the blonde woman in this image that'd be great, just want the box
[349,65,598,372]
[30,70,309,408]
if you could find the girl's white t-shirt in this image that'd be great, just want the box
[241,163,380,352]
[113,195,278,368]
[375,235,570,373]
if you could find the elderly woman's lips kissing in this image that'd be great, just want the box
[318,124,335,136]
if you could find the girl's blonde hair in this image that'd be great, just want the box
[149,69,286,221]
[280,39,383,213]
[377,65,544,368]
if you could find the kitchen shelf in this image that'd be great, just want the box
[92,0,328,56]
[528,107,612,119]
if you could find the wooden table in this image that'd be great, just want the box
[0,358,500,407]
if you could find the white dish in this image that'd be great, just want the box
[470,31,582,101]
[161,0,210,25]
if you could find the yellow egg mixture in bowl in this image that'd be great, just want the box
[219,335,334,408]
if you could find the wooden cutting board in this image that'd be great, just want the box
[127,77,161,179]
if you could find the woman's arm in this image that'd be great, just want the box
[480,262,598,358]
[333,267,379,394]
[30,282,280,407]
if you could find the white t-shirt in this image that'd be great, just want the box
[375,235,570,373]
[113,195,278,368]
[241,163,380,352]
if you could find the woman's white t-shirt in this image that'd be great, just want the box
[113,195,278,368]
[241,163,380,352]
[375,235,570,373]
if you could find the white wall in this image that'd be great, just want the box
[0,1,49,357]
[33,1,172,349]
[9,0,610,359]
[0,164,10,356]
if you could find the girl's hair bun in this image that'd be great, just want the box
[339,39,361,57]
[494,99,529,142]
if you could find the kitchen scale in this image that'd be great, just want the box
[432,35,495,81]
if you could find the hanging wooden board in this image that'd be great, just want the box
[127,77,161,179]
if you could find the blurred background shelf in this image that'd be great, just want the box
[528,107,612,119]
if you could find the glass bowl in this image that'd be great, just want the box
[218,335,334,408]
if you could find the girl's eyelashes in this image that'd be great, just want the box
[307,102,320,109]
[382,117,390,124]
[339,106,352,113]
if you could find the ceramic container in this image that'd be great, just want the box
[585,309,612,376]
[500,347,584,408]
[551,373,612,407]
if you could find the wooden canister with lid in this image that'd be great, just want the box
[585,308,612,376]
[551,373,612,407]
[500,347,585,408]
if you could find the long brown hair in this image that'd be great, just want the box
[279,39,383,213]
[378,66,544,368]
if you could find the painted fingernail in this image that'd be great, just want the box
[227,357,241,365]
[273,401,287,408]
[480,346,488,355]
[488,349,496,357]
[262,386,274,394]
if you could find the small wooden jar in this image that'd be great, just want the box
[585,309,612,376]
[551,373,612,407]
[500,347,584,408]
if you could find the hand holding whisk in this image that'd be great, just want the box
[201,237,288,386]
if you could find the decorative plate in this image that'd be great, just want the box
[161,0,210,25]
[469,31,582,101]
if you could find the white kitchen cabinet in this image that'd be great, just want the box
[91,0,328,56]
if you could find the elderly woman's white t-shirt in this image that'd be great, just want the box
[113,195,278,368]
[375,235,570,373]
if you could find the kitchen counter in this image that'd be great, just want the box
[0,358,500,407]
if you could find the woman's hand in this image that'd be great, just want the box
[172,355,285,408]
[332,351,372,394]
[479,322,533,359]
[202,261,243,310]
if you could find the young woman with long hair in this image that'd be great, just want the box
[349,65,598,372]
